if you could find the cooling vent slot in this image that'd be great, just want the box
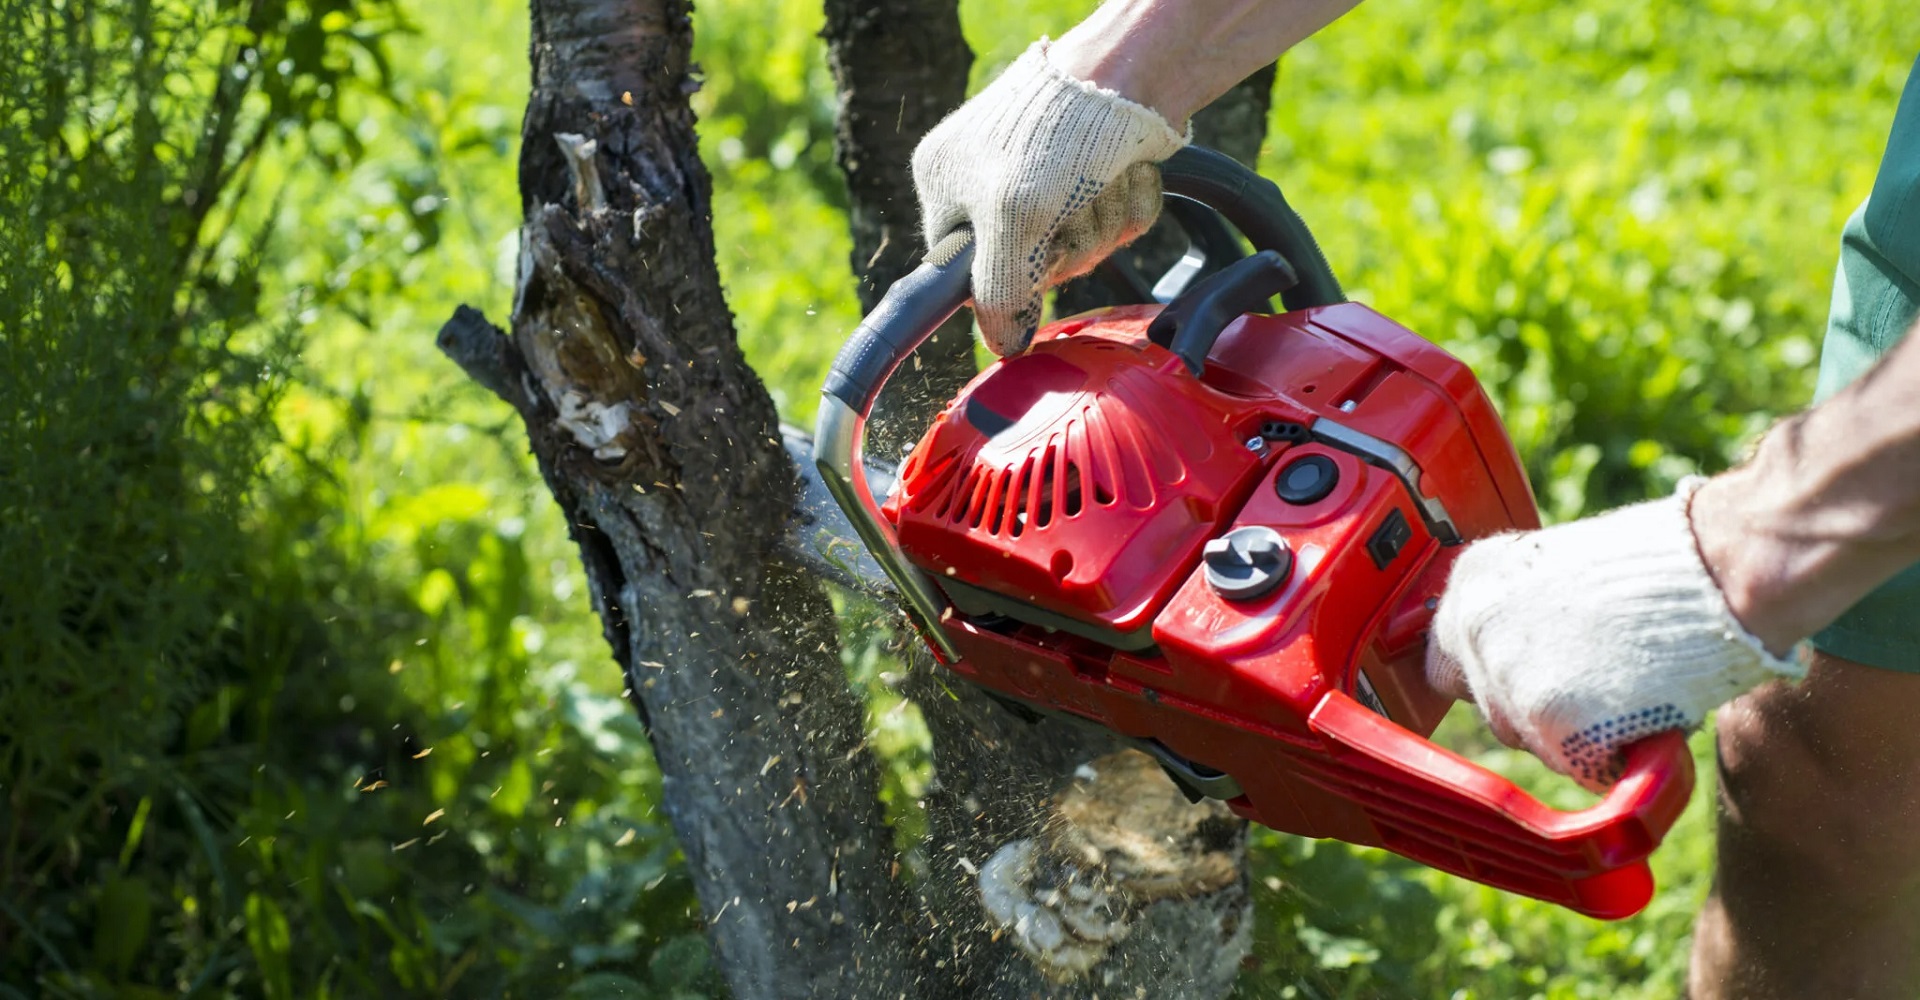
[900,370,1217,543]
[924,431,1129,540]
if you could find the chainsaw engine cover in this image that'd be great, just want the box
[877,300,1660,904]
[887,300,1538,662]
[889,312,1269,649]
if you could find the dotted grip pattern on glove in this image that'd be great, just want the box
[1427,476,1805,791]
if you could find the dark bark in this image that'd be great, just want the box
[452,2,914,995]
[443,2,1274,996]
[1191,62,1280,168]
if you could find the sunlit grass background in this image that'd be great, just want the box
[12,0,1912,995]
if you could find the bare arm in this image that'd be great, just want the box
[1694,321,1920,654]
[1051,0,1366,127]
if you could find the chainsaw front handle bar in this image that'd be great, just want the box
[820,146,1344,416]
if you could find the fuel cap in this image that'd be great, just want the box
[1203,526,1293,600]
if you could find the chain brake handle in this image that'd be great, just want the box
[810,148,1694,911]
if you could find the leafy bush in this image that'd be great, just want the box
[0,0,401,991]
[2,1,716,995]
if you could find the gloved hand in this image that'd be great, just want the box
[1426,477,1805,790]
[912,38,1188,356]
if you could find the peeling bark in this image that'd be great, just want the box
[452,1,915,995]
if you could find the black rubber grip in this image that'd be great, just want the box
[1160,146,1344,310]
[820,146,1342,418]
[822,240,976,414]
[1146,250,1299,375]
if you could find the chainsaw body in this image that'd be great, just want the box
[814,148,1693,920]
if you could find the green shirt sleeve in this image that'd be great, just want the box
[1808,53,1920,670]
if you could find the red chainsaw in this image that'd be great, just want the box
[811,146,1693,920]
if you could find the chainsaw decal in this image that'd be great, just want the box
[1353,668,1391,722]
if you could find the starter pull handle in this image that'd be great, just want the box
[1308,691,1696,919]
[1146,250,1299,375]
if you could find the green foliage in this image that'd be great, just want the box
[1,0,719,993]
[1267,0,1905,514]
[0,0,401,991]
[693,0,866,423]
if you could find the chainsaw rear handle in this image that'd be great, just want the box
[1310,691,1695,918]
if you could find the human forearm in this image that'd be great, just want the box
[1693,321,1920,655]
[1051,0,1364,127]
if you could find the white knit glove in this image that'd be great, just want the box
[1426,478,1805,791]
[912,38,1188,356]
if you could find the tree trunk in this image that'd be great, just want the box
[820,9,1266,997]
[440,1,1267,995]
[446,2,915,995]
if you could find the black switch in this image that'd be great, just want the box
[1275,454,1339,505]
[1367,508,1413,569]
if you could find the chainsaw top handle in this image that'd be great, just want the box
[820,145,1345,416]
[812,146,1344,663]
